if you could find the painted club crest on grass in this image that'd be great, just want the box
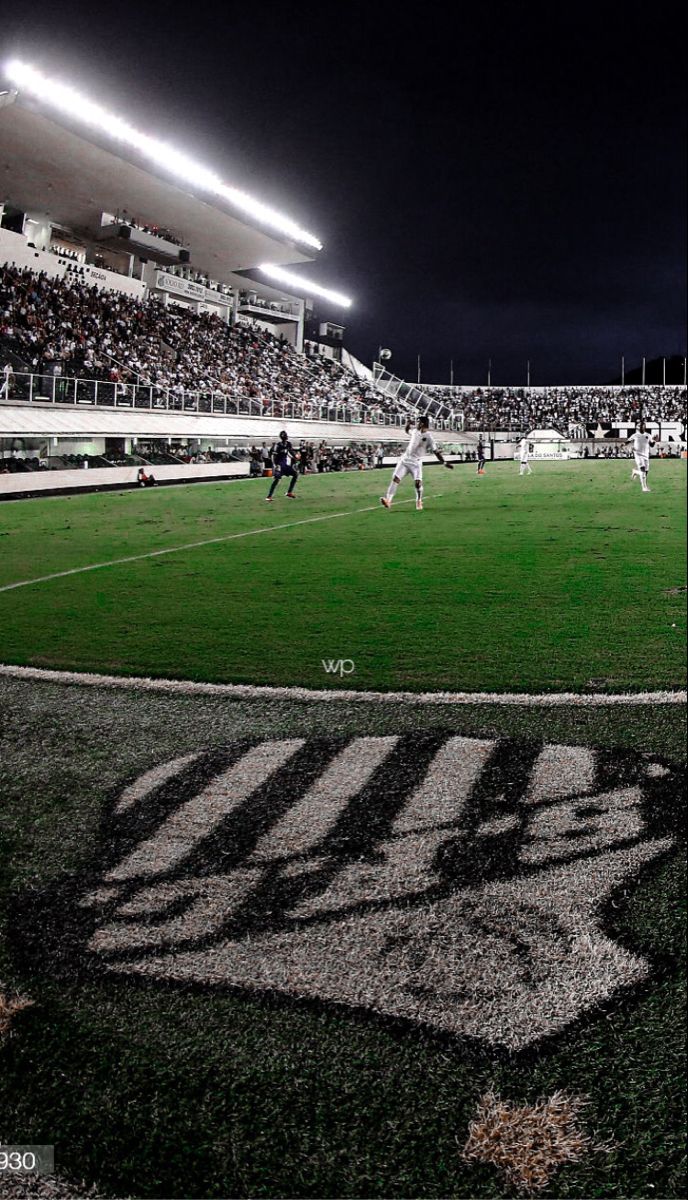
[34,735,681,1049]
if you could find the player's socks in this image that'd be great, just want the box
[385,480,399,502]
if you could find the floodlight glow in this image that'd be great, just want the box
[258,263,352,307]
[4,60,323,250]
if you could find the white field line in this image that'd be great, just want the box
[0,496,424,594]
[0,664,684,706]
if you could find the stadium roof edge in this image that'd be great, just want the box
[3,60,323,253]
[0,98,318,284]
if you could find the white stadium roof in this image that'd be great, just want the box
[0,85,316,278]
[4,61,322,247]
[0,64,324,289]
[0,60,357,308]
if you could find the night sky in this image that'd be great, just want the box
[3,0,686,384]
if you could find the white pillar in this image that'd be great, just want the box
[295,299,305,354]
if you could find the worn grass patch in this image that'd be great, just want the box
[463,1090,599,1194]
[0,987,33,1039]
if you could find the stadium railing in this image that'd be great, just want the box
[372,363,461,425]
[1,371,466,429]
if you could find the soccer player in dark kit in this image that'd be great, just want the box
[477,438,486,475]
[266,430,300,500]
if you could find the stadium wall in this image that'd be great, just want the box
[0,454,471,499]
[0,459,250,497]
[0,404,414,444]
[0,228,146,298]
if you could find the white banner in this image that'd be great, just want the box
[155,271,232,310]
[79,263,145,298]
[513,449,570,460]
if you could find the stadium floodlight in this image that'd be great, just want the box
[258,263,352,307]
[4,60,323,251]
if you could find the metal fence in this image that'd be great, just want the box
[372,364,462,426]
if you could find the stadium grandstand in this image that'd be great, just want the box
[0,60,685,499]
[375,371,686,437]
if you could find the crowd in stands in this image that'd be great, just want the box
[248,439,375,476]
[0,264,399,421]
[575,442,684,459]
[423,384,686,430]
[49,245,82,262]
[238,290,295,316]
[157,263,234,299]
[113,214,184,246]
[0,437,385,476]
[0,264,685,435]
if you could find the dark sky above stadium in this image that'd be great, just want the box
[3,0,686,384]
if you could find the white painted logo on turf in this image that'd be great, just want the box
[79,736,675,1050]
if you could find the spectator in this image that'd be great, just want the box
[1,360,14,398]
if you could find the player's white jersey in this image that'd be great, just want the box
[632,431,653,457]
[402,428,436,463]
[519,438,530,462]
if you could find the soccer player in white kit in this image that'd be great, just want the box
[518,436,533,475]
[629,421,655,492]
[380,416,453,511]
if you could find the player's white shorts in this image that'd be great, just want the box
[394,456,423,482]
[634,453,649,472]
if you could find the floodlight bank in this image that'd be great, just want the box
[259,263,353,307]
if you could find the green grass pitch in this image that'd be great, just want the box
[0,459,685,692]
[0,459,685,1199]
